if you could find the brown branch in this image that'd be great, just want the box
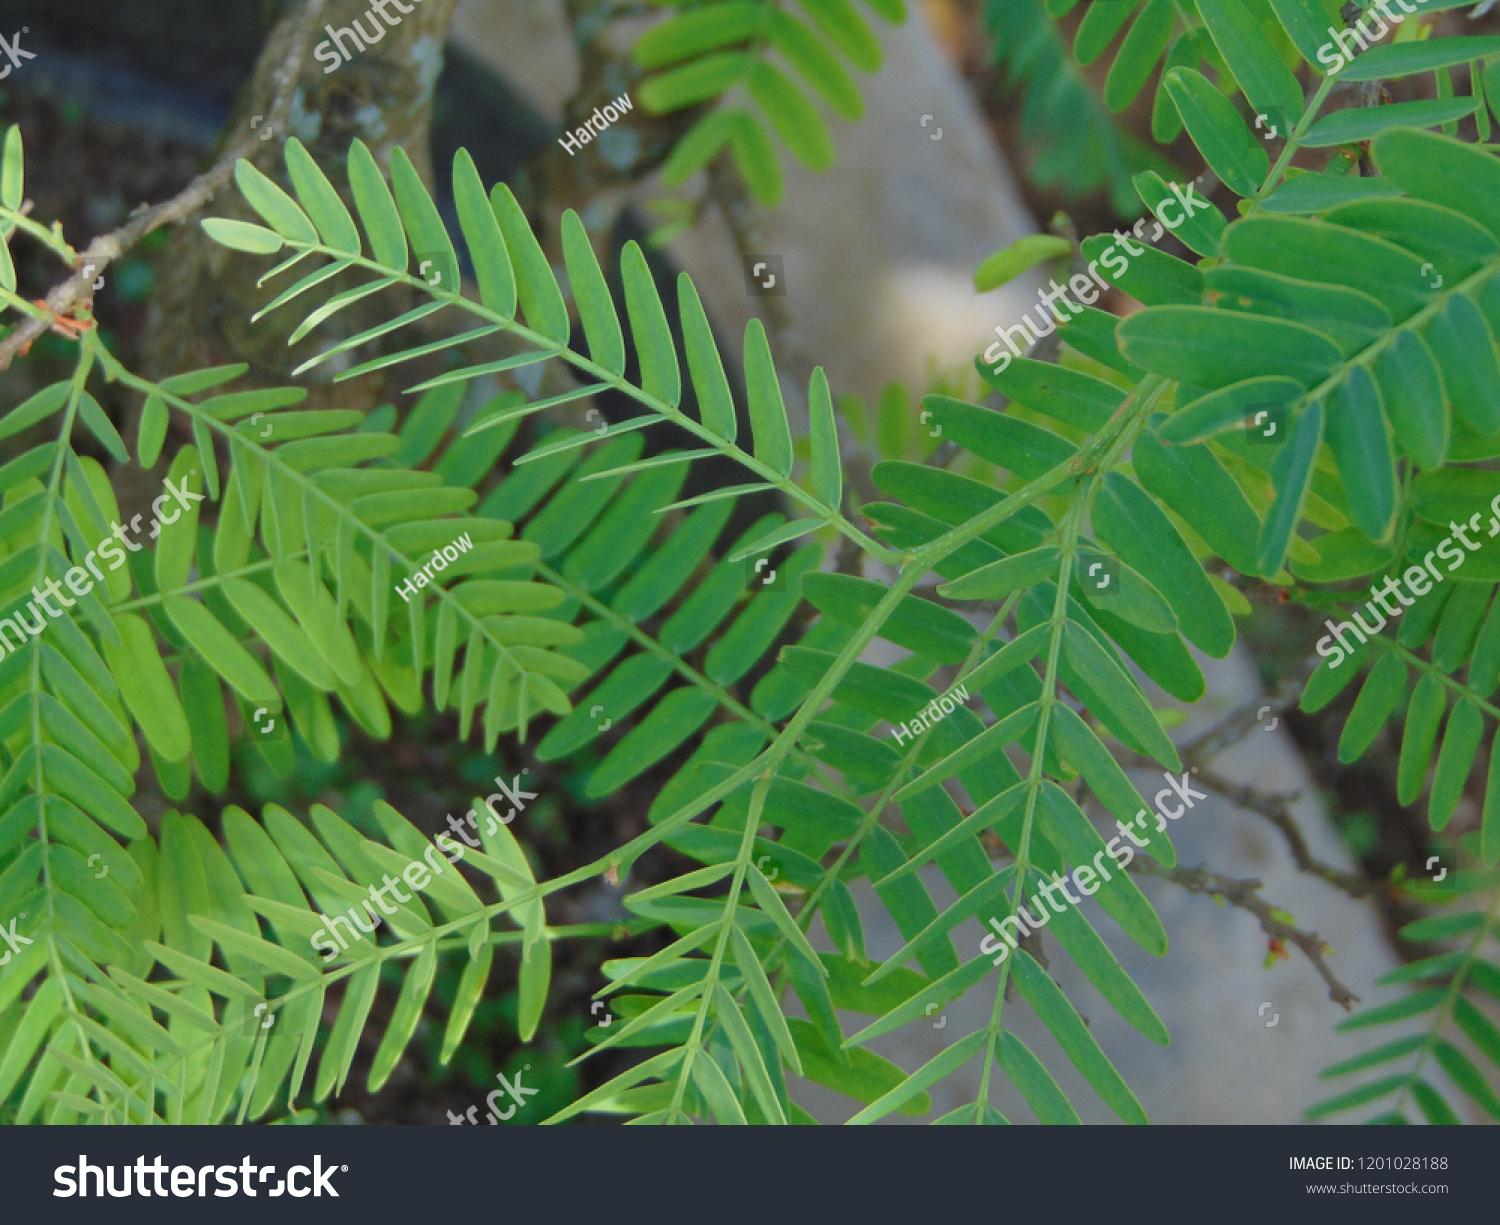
[1144,661,1373,900]
[1133,858,1360,1011]
[705,154,793,345]
[0,0,328,372]
[1193,764,1374,899]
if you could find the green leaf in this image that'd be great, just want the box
[730,926,802,1074]
[996,1030,1081,1123]
[984,359,1122,433]
[1073,0,1136,64]
[489,183,569,343]
[635,3,762,67]
[621,240,680,406]
[562,210,624,375]
[1374,126,1500,243]
[1430,697,1483,831]
[748,62,835,171]
[1341,36,1500,83]
[1079,234,1203,307]
[347,139,407,270]
[233,160,318,244]
[1325,366,1395,541]
[1338,652,1407,764]
[768,11,863,120]
[808,366,842,509]
[1012,950,1147,1124]
[1075,546,1177,635]
[1046,899,1170,1044]
[0,124,22,210]
[1257,400,1323,576]
[974,235,1072,292]
[453,148,515,317]
[744,319,794,476]
[1105,0,1175,114]
[1374,330,1447,470]
[222,577,334,690]
[101,613,191,763]
[315,961,380,1101]
[137,394,169,468]
[77,393,129,465]
[188,916,319,981]
[1262,174,1402,213]
[639,53,754,112]
[925,396,1076,478]
[1412,1078,1460,1125]
[745,861,825,974]
[728,111,784,208]
[714,982,785,1123]
[164,597,278,705]
[1134,169,1225,258]
[1035,784,1167,954]
[1398,671,1447,807]
[1303,98,1479,147]
[1307,1073,1409,1118]
[1119,306,1341,390]
[661,110,741,187]
[586,688,717,795]
[798,0,882,72]
[1485,737,1500,866]
[846,1029,986,1124]
[1062,621,1180,769]
[939,547,1059,602]
[1432,1040,1500,1121]
[518,934,552,1044]
[1427,294,1500,436]
[0,383,70,442]
[1051,703,1174,870]
[1195,0,1304,124]
[284,138,360,253]
[201,219,285,254]
[691,1050,748,1125]
[1162,67,1268,197]
[788,1018,928,1114]
[678,273,737,443]
[1093,472,1234,657]
[1268,0,1343,68]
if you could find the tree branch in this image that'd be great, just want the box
[0,0,328,372]
[1133,858,1361,1011]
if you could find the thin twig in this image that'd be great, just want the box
[1134,858,1360,1011]
[0,0,328,371]
[1142,664,1374,899]
[1194,765,1374,899]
